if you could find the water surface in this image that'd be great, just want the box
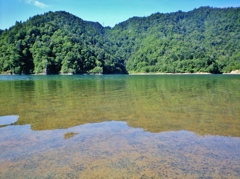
[0,75,240,178]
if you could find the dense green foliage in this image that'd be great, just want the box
[107,7,240,73]
[0,7,240,74]
[0,11,126,74]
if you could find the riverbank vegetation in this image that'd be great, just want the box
[0,7,240,74]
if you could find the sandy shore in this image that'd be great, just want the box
[129,72,211,75]
[129,71,240,75]
[228,70,240,74]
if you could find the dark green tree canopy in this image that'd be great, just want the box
[0,7,240,74]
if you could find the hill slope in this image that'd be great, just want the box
[107,6,240,73]
[0,7,240,74]
[0,11,126,74]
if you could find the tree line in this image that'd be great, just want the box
[0,7,240,74]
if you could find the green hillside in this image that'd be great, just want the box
[0,11,126,74]
[0,7,240,74]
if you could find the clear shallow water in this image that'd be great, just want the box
[0,75,240,178]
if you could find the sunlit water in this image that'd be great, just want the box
[0,75,240,178]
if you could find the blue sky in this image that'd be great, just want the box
[0,0,240,29]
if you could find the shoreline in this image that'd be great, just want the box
[1,70,240,75]
[129,71,240,75]
[129,72,211,75]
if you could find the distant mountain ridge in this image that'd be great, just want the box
[0,7,240,74]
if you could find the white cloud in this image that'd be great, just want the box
[34,1,48,8]
[26,0,48,8]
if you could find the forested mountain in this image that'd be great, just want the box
[107,7,240,73]
[0,7,240,74]
[0,11,127,74]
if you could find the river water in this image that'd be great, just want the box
[0,74,239,178]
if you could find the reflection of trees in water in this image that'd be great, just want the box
[64,132,78,139]
[0,75,239,136]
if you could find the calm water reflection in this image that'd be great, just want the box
[0,75,240,178]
